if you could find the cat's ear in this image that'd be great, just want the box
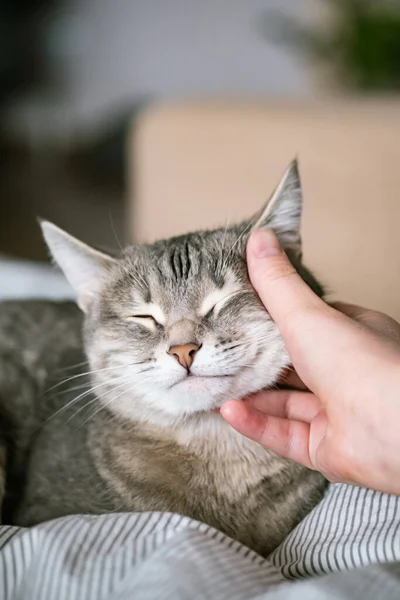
[40,221,117,312]
[252,159,302,256]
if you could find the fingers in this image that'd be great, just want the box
[246,230,373,395]
[243,390,321,423]
[246,230,327,335]
[332,302,400,343]
[278,367,307,390]
[330,302,368,319]
[220,400,313,469]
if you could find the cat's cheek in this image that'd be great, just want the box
[150,352,186,386]
[239,344,291,395]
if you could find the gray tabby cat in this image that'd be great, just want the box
[0,160,327,556]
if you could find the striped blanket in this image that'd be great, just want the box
[1,483,399,599]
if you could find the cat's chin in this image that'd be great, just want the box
[171,373,233,389]
[102,366,285,425]
[165,374,234,414]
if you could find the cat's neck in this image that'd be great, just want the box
[174,411,273,461]
[173,412,286,491]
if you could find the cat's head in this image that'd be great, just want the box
[41,159,323,426]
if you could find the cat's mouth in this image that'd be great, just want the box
[189,373,232,379]
[171,373,233,388]
[167,372,236,414]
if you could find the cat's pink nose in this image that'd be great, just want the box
[168,343,200,370]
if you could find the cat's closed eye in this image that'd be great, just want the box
[202,290,251,320]
[203,306,216,320]
[127,315,161,330]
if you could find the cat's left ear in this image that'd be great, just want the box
[252,159,302,257]
[40,220,117,313]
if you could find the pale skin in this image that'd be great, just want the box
[221,229,400,496]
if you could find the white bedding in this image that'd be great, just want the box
[0,484,399,600]
[0,256,74,301]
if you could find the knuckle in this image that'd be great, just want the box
[283,420,296,454]
[284,303,327,339]
[263,255,297,283]
[318,440,355,482]
[285,394,296,419]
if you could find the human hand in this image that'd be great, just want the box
[281,301,400,389]
[331,301,400,344]
[221,230,400,495]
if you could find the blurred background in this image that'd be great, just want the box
[1,0,400,316]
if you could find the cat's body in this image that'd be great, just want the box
[0,301,324,556]
[0,161,328,557]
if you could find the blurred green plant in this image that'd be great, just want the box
[262,0,400,91]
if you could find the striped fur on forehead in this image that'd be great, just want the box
[158,237,204,282]
[97,228,253,327]
[41,159,306,314]
[136,228,249,288]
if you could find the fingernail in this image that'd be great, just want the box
[250,229,282,258]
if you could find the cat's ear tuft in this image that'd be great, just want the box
[252,159,302,256]
[40,220,117,312]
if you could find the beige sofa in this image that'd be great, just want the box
[129,100,400,320]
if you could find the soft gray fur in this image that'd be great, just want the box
[0,160,327,556]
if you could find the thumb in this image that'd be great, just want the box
[246,231,392,400]
[246,230,327,337]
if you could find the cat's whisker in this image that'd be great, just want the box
[46,368,122,393]
[109,211,124,254]
[55,360,89,373]
[65,372,156,427]
[216,215,231,278]
[217,336,271,354]
[221,360,254,374]
[78,373,156,427]
[45,373,130,425]
[80,387,131,427]
[80,372,156,427]
[60,376,135,427]
[45,361,150,392]
[232,333,278,348]
[54,382,93,396]
[128,273,147,290]
[63,395,105,426]
[135,271,148,288]
[219,220,253,275]
[123,261,148,290]
[123,259,148,287]
[136,366,155,374]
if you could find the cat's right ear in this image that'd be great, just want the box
[251,159,302,257]
[40,221,117,313]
